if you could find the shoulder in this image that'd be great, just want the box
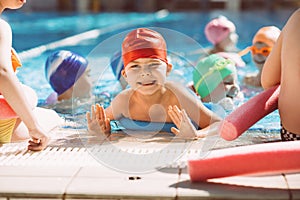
[111,89,132,104]
[165,80,202,102]
[165,81,190,93]
[289,8,300,25]
[0,18,12,34]
[294,8,300,16]
[0,18,12,43]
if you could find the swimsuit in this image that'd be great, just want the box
[281,125,300,141]
[0,118,17,143]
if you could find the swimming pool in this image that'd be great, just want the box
[7,9,297,133]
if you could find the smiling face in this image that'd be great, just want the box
[122,58,172,95]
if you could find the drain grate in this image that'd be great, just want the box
[0,131,225,173]
[0,143,99,167]
[0,141,206,171]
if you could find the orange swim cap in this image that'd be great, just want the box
[252,26,281,48]
[122,28,168,68]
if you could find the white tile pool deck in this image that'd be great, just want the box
[0,126,299,200]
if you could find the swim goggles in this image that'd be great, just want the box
[238,46,272,57]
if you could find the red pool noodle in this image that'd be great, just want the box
[220,85,280,141]
[188,141,300,182]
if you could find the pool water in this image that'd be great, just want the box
[6,9,297,132]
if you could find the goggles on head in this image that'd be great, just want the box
[238,46,272,57]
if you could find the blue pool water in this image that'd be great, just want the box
[5,9,297,132]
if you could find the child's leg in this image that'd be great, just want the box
[11,118,29,142]
[11,108,63,142]
[9,85,38,142]
[21,84,38,110]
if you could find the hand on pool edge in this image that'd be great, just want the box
[27,125,50,151]
[168,105,198,139]
[86,104,111,138]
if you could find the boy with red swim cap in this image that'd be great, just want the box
[86,28,221,138]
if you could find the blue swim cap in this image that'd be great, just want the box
[45,50,88,95]
[110,50,123,80]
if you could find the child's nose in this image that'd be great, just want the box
[140,68,151,77]
[226,85,239,98]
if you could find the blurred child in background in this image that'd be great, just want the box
[205,16,239,55]
[191,54,243,112]
[190,15,245,67]
[243,26,281,87]
[44,50,92,107]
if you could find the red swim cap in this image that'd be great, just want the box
[122,28,168,68]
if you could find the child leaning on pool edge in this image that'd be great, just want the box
[261,8,300,141]
[86,28,222,139]
[0,0,48,150]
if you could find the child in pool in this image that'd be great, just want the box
[205,16,239,55]
[0,0,48,150]
[86,28,221,139]
[243,26,281,87]
[191,16,245,67]
[45,50,92,105]
[261,9,300,141]
[191,54,243,112]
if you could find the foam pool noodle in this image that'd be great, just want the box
[220,85,280,141]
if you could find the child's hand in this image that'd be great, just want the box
[86,104,111,136]
[27,125,49,151]
[168,105,197,139]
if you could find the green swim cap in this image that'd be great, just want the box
[193,54,236,98]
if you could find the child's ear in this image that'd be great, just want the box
[166,63,173,75]
[121,69,127,78]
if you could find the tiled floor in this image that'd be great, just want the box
[0,127,299,200]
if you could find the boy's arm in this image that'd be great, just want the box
[168,105,221,138]
[262,9,300,90]
[166,82,221,129]
[107,89,131,120]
